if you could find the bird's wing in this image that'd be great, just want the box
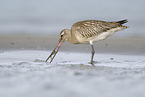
[71,20,120,38]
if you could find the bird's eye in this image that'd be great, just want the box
[60,31,65,39]
[60,32,64,37]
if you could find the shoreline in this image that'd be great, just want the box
[0,34,145,55]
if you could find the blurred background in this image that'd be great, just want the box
[0,0,145,37]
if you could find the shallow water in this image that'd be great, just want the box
[0,50,145,97]
[0,0,145,37]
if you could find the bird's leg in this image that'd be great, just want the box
[90,44,95,65]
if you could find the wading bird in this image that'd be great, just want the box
[45,19,128,65]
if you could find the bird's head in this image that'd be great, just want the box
[59,29,70,42]
[45,29,70,63]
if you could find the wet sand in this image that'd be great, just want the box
[0,34,145,97]
[0,50,145,97]
[0,34,145,55]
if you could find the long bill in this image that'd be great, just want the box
[45,39,63,63]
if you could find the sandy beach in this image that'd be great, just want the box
[1,0,145,96]
[0,34,145,97]
[0,34,145,55]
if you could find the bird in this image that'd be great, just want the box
[45,19,128,65]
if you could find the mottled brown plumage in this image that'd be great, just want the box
[46,19,128,64]
[72,20,127,38]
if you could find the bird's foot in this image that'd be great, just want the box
[89,61,98,66]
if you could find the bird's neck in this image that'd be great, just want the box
[67,31,79,44]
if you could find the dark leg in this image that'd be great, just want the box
[90,44,95,65]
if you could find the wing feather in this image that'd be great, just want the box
[71,20,120,38]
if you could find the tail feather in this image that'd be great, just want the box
[116,19,128,24]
